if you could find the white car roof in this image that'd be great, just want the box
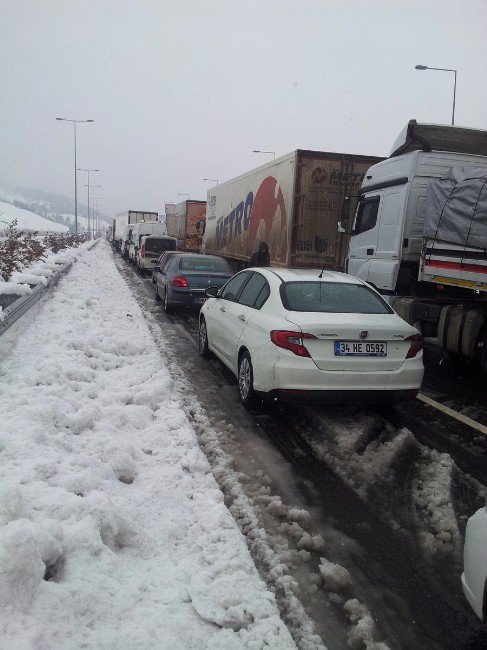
[257,267,363,285]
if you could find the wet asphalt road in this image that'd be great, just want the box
[116,253,487,650]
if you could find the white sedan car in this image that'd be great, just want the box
[198,268,424,406]
[462,505,487,622]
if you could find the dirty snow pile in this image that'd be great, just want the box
[0,242,294,649]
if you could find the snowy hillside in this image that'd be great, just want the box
[0,184,109,232]
[0,201,68,233]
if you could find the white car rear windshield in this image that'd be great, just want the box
[280,282,393,314]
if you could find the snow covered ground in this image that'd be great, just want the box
[0,243,294,648]
[0,201,69,233]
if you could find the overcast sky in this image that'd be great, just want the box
[1,0,486,217]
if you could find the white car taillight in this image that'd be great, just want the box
[270,330,316,357]
[405,333,423,359]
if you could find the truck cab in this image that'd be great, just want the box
[347,121,487,294]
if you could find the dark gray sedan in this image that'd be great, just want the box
[154,253,233,312]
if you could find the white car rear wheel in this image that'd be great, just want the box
[238,351,255,407]
[199,318,210,358]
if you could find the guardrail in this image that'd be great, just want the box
[0,240,99,338]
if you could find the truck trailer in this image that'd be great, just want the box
[347,120,487,372]
[166,200,206,252]
[111,210,159,252]
[202,149,382,270]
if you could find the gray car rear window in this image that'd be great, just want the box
[280,282,393,314]
[179,256,231,272]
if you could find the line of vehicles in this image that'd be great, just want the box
[109,120,487,623]
[109,120,487,379]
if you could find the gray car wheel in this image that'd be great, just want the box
[155,283,161,301]
[164,289,172,313]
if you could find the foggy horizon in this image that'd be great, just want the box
[1,0,486,218]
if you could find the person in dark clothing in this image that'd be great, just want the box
[249,242,270,267]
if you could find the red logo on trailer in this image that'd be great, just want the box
[312,167,327,184]
[246,177,287,263]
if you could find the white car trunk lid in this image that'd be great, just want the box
[284,311,415,371]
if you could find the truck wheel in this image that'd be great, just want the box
[238,351,255,407]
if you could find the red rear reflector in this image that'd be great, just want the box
[270,330,316,357]
[405,333,423,359]
[141,245,146,257]
[171,276,188,287]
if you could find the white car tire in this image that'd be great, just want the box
[238,351,255,407]
[199,318,210,358]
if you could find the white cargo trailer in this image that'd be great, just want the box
[203,149,382,270]
[111,210,159,253]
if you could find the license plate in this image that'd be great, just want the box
[194,297,206,304]
[334,341,387,356]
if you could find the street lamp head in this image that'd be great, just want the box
[87,119,94,123]
[415,65,428,70]
[56,117,64,120]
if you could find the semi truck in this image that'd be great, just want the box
[111,210,159,252]
[202,149,382,270]
[346,120,487,372]
[166,200,206,252]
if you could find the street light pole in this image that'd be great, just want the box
[93,197,102,238]
[253,150,276,160]
[415,65,458,125]
[90,186,101,238]
[79,169,99,237]
[56,117,94,236]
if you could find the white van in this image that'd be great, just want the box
[137,235,177,272]
[129,222,167,264]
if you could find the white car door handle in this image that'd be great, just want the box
[220,306,226,312]
[238,314,246,322]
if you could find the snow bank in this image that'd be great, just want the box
[0,242,293,648]
[0,200,68,233]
